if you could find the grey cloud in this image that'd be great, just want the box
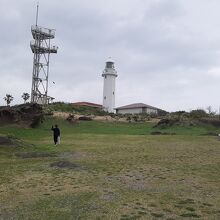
[1,0,220,111]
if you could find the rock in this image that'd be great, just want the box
[78,116,92,121]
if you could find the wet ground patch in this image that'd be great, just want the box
[0,136,15,146]
[15,152,57,159]
[50,160,81,169]
[201,132,218,136]
[0,136,22,147]
[151,131,176,135]
[0,136,34,149]
[59,152,87,160]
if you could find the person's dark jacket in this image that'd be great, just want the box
[51,127,60,137]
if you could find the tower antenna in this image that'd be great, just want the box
[36,2,39,26]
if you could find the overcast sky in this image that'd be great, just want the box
[1,0,220,112]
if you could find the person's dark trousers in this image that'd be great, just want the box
[54,135,58,145]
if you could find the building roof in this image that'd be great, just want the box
[115,103,158,110]
[72,102,103,108]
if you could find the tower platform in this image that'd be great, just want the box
[30,41,58,53]
[31,25,55,39]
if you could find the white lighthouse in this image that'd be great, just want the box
[102,58,118,112]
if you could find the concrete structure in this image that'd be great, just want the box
[102,58,117,112]
[115,103,158,115]
[72,102,103,109]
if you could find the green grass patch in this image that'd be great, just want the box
[0,117,220,219]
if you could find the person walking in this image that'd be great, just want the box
[51,124,60,146]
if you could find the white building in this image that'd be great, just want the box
[102,58,117,112]
[115,103,158,115]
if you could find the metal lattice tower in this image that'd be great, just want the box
[30,4,58,104]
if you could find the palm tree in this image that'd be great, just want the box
[4,94,13,106]
[22,93,30,103]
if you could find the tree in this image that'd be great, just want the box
[22,93,30,103]
[206,106,216,116]
[49,97,55,104]
[4,94,13,106]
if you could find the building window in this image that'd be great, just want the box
[113,92,114,95]
[105,76,107,79]
[104,96,106,99]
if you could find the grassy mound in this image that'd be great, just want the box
[46,102,107,116]
[0,103,43,128]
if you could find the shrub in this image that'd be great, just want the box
[66,114,75,121]
[126,116,132,123]
[132,115,138,122]
[189,109,207,119]
[157,109,169,116]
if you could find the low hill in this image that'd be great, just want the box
[46,102,108,116]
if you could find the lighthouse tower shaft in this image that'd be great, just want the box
[102,60,117,112]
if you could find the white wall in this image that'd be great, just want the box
[117,107,158,114]
[145,108,158,114]
[117,108,143,114]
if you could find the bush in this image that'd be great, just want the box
[126,116,132,123]
[66,114,75,121]
[108,112,116,117]
[157,109,169,116]
[30,114,44,128]
[132,115,138,122]
[189,109,207,119]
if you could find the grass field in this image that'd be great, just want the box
[0,117,220,219]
